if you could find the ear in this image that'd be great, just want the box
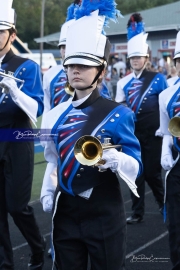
[10,32,16,43]
[99,68,106,79]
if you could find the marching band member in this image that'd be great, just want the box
[159,31,180,270]
[167,68,180,87]
[0,1,45,269]
[41,1,142,269]
[42,0,111,118]
[115,13,168,224]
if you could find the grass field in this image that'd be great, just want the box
[31,116,47,201]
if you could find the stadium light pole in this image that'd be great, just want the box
[40,0,45,72]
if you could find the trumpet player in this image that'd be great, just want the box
[159,31,180,270]
[0,1,46,269]
[40,1,142,269]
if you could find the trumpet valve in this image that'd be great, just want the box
[103,137,111,145]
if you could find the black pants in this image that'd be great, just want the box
[166,158,180,270]
[130,130,164,217]
[53,178,126,270]
[0,123,43,269]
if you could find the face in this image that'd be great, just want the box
[67,64,99,90]
[0,29,16,54]
[176,58,180,76]
[130,56,147,73]
[60,45,66,61]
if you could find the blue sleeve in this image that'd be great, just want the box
[156,73,168,94]
[113,108,143,176]
[16,60,44,117]
[99,81,112,100]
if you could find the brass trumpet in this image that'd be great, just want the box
[168,116,180,137]
[0,71,24,93]
[74,135,121,166]
[64,82,74,96]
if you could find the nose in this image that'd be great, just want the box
[73,65,80,73]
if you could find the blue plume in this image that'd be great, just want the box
[74,0,123,28]
[127,21,144,40]
[66,3,76,22]
[127,13,145,41]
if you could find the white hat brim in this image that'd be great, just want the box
[58,40,66,47]
[63,53,105,67]
[128,52,149,58]
[174,52,180,60]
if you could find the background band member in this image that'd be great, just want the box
[167,65,180,87]
[41,1,142,269]
[42,0,111,120]
[159,31,180,270]
[0,0,45,269]
[115,13,168,224]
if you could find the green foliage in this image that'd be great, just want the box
[116,0,179,14]
[12,0,179,49]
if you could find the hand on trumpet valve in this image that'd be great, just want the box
[97,148,119,172]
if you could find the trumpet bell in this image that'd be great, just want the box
[168,116,180,137]
[74,135,103,166]
[64,82,74,96]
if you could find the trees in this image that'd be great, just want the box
[13,0,72,48]
[116,0,179,14]
[12,0,179,49]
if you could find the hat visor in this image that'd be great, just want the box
[128,52,149,58]
[0,25,12,30]
[63,54,104,67]
[58,39,66,47]
[174,52,180,60]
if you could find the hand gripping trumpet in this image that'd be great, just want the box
[74,135,121,170]
[168,116,180,137]
[0,70,25,94]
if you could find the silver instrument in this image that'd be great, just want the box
[0,70,24,94]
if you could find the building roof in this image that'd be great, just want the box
[34,1,180,45]
[12,36,31,53]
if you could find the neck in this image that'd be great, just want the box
[134,66,146,76]
[75,84,97,100]
[0,46,10,59]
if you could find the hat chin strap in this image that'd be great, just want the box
[131,59,147,75]
[0,32,11,52]
[76,65,104,91]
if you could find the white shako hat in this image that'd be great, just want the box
[58,1,81,47]
[58,20,75,47]
[0,0,16,30]
[127,13,149,58]
[173,31,180,60]
[63,0,122,67]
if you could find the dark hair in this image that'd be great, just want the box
[8,27,17,35]
[127,13,143,28]
[74,0,81,4]
[96,65,105,85]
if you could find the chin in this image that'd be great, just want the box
[73,83,86,90]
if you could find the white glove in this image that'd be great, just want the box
[161,154,175,171]
[0,77,38,125]
[41,195,54,213]
[161,134,175,171]
[98,148,120,172]
[0,77,19,99]
[155,128,163,137]
[98,148,140,198]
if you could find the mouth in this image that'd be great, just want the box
[73,78,82,81]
